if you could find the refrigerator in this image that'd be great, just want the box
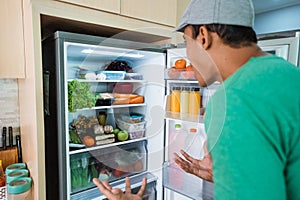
[42,31,214,200]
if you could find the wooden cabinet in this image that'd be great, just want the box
[120,0,177,27]
[55,0,120,14]
[177,0,191,23]
[0,0,25,78]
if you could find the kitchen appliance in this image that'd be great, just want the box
[42,31,212,200]
[258,31,300,66]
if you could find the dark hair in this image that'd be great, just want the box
[191,24,257,48]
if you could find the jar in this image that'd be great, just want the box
[7,177,32,200]
[6,170,29,185]
[5,164,26,177]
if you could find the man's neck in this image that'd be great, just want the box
[213,44,267,81]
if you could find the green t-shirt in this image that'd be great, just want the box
[204,55,300,200]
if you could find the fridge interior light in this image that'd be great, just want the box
[81,49,145,58]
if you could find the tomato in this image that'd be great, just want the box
[186,65,194,71]
[182,71,195,79]
[112,168,126,177]
[167,67,180,79]
[134,160,143,171]
[175,59,187,69]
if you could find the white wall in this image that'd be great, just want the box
[254,4,300,34]
[0,79,20,147]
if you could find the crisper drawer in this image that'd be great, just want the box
[70,172,157,200]
[70,140,147,194]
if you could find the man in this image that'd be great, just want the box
[174,0,300,199]
[94,0,300,199]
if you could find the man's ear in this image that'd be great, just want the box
[197,26,212,50]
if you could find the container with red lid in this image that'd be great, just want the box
[113,83,133,94]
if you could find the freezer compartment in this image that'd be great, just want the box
[70,172,157,200]
[70,140,147,194]
[163,161,203,199]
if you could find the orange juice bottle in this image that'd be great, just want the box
[189,87,201,115]
[170,87,181,112]
[180,87,190,115]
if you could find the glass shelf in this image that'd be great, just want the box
[70,103,147,112]
[68,79,146,83]
[69,137,148,155]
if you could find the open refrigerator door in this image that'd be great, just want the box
[163,48,219,200]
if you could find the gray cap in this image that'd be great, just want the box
[175,0,255,32]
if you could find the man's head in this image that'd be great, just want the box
[176,0,257,86]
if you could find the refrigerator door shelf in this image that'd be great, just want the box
[164,95,205,123]
[162,161,203,199]
[164,111,204,123]
[70,172,157,200]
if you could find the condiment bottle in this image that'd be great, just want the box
[0,160,5,187]
[170,87,180,112]
[180,87,190,115]
[189,87,201,115]
[105,108,116,129]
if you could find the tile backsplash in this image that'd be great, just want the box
[0,79,20,147]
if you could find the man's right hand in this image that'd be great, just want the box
[174,148,213,182]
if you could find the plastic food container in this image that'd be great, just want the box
[95,97,114,106]
[113,83,133,94]
[116,119,146,132]
[97,71,125,80]
[124,73,143,80]
[128,129,145,139]
[77,70,96,80]
[119,113,144,123]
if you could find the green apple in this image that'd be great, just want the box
[113,128,120,135]
[117,130,129,141]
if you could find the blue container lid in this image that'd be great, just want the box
[7,169,29,184]
[5,163,26,176]
[7,177,32,194]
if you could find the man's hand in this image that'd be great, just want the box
[174,149,213,182]
[93,177,147,200]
